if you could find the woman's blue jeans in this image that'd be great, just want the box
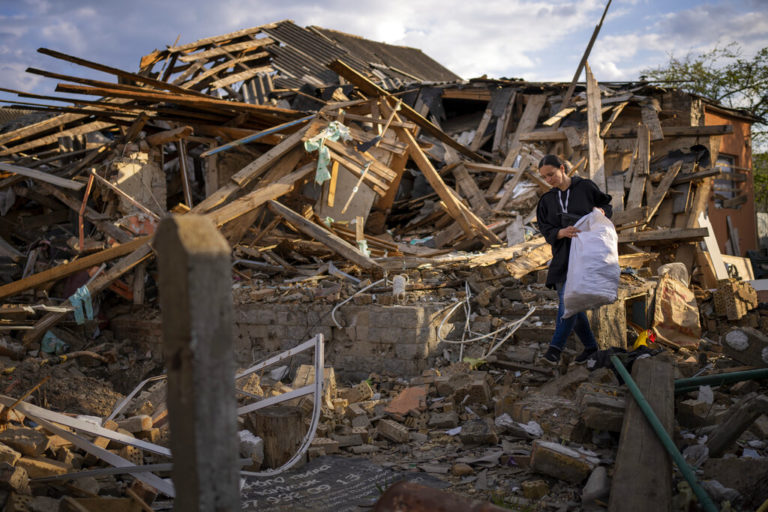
[550,283,598,352]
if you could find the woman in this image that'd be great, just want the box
[536,154,613,365]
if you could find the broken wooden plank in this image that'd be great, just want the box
[453,164,492,217]
[0,120,115,157]
[176,38,275,62]
[0,163,84,190]
[617,228,707,245]
[0,236,150,300]
[625,124,650,210]
[145,126,193,146]
[605,124,733,139]
[266,200,381,270]
[640,100,664,141]
[607,174,625,213]
[585,62,606,192]
[600,101,627,137]
[609,357,674,512]
[207,164,313,227]
[706,393,768,457]
[469,105,494,151]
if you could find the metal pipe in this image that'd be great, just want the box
[199,114,315,158]
[674,367,768,393]
[610,355,718,512]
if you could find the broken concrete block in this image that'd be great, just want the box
[512,395,586,442]
[451,463,474,476]
[376,419,409,444]
[538,366,589,398]
[458,419,498,446]
[582,466,610,503]
[16,456,71,478]
[521,479,549,499]
[530,440,594,483]
[111,152,167,217]
[0,428,50,457]
[0,445,21,466]
[238,430,264,469]
[750,414,768,438]
[0,463,28,492]
[434,376,453,397]
[385,386,427,416]
[116,415,153,433]
[348,444,378,455]
[428,411,459,429]
[466,376,492,407]
[292,365,337,405]
[677,399,716,428]
[310,437,340,455]
[331,432,365,448]
[723,327,768,367]
[337,381,373,403]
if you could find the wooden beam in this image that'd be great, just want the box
[609,357,673,512]
[145,126,193,146]
[525,124,735,141]
[176,38,275,62]
[561,0,612,107]
[464,162,521,174]
[0,236,150,300]
[267,200,381,270]
[585,62,606,192]
[452,164,491,217]
[0,163,84,190]
[206,165,313,227]
[625,124,650,210]
[37,47,210,98]
[0,120,115,156]
[469,105,494,151]
[605,124,733,139]
[328,60,485,162]
[618,228,707,245]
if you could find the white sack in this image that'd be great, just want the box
[563,209,620,318]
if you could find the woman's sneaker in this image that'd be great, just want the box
[574,347,597,364]
[540,347,562,366]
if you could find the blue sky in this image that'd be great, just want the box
[0,0,767,107]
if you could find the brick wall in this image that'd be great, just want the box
[112,303,452,379]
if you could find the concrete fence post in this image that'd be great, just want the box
[156,215,239,511]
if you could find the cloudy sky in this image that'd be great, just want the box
[1,0,767,107]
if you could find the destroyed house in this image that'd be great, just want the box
[0,19,766,512]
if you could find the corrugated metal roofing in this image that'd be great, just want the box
[262,21,372,88]
[310,27,462,83]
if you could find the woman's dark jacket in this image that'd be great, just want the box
[536,176,613,288]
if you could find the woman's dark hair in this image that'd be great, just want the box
[538,154,563,169]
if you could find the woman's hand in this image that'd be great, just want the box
[557,226,581,239]
[594,207,605,215]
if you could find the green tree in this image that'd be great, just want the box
[642,43,768,212]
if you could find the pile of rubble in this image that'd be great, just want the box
[0,19,765,511]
